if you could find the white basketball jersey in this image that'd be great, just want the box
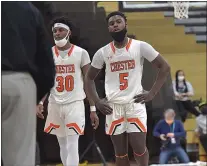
[91,38,159,104]
[49,45,91,104]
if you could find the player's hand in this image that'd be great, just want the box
[133,91,154,104]
[36,104,44,119]
[90,112,99,130]
[160,134,167,141]
[95,98,113,115]
[167,133,174,138]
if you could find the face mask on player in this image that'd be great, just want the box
[54,31,70,47]
[110,27,127,43]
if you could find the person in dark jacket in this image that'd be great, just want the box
[153,109,190,164]
[2,2,55,166]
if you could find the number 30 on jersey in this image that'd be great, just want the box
[56,75,74,92]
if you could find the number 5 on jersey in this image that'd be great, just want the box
[56,75,74,92]
[119,73,129,90]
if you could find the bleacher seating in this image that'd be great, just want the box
[174,18,206,26]
[185,26,206,35]
[163,6,207,44]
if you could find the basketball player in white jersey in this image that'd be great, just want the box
[37,16,99,166]
[85,11,170,166]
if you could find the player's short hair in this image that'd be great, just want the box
[106,11,127,22]
[50,15,73,31]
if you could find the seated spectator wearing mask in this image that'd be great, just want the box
[153,109,190,164]
[195,102,207,153]
[172,70,200,122]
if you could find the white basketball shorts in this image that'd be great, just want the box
[105,102,147,135]
[44,100,85,137]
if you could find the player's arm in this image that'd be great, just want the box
[36,94,48,119]
[86,66,113,115]
[39,94,48,105]
[81,50,96,107]
[84,50,103,104]
[85,66,102,103]
[85,50,113,115]
[81,50,99,129]
[134,42,170,103]
[82,64,96,107]
[150,54,170,97]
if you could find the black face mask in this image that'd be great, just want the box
[110,28,127,43]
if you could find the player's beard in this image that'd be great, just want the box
[110,27,127,43]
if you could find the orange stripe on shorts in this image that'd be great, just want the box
[66,123,84,135]
[108,117,125,135]
[127,118,146,132]
[44,123,60,133]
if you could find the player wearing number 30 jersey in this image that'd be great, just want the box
[49,45,88,104]
[42,16,99,166]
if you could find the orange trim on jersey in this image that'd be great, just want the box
[54,44,75,57]
[110,38,132,54]
[44,123,60,133]
[126,38,132,51]
[68,44,75,56]
[66,123,84,135]
[110,42,115,54]
[127,118,147,132]
[108,117,125,135]
[54,46,59,57]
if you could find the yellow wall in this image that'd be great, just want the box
[165,53,206,100]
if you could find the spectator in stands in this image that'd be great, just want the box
[153,109,190,164]
[173,70,200,122]
[195,101,207,153]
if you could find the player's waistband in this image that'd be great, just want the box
[49,94,86,105]
[48,99,85,105]
[106,98,135,105]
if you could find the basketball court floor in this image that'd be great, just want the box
[54,161,138,166]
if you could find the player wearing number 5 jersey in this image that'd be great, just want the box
[85,11,170,166]
[41,16,99,166]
